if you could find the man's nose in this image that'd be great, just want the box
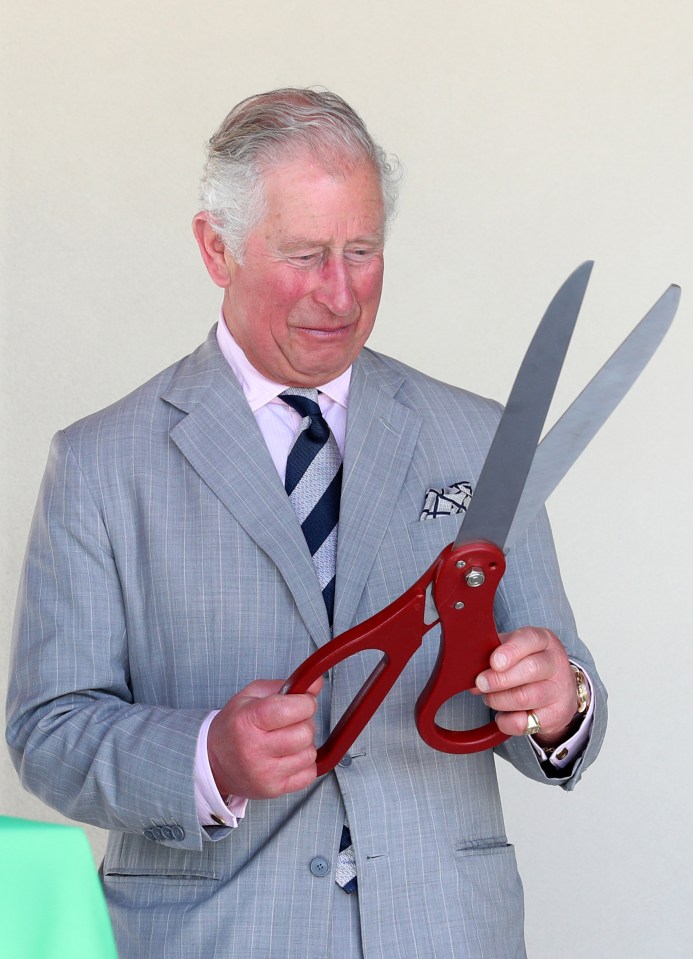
[313,255,356,316]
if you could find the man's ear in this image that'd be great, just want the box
[192,214,235,288]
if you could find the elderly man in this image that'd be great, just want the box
[7,89,606,959]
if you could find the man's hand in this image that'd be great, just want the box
[474,628,578,747]
[207,678,323,800]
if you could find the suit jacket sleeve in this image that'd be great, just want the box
[491,504,607,788]
[6,430,210,851]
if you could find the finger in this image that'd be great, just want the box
[233,676,323,715]
[306,676,324,697]
[235,746,319,800]
[261,751,320,799]
[478,663,577,730]
[272,743,319,779]
[249,691,319,733]
[480,678,554,714]
[476,650,552,694]
[494,706,564,739]
[489,628,553,671]
[241,678,288,699]
[260,717,319,760]
[494,709,539,738]
[494,702,575,740]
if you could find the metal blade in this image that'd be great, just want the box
[504,283,680,550]
[454,261,594,549]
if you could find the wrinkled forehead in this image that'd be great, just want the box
[255,147,385,231]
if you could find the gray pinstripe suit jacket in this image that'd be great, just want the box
[7,328,606,958]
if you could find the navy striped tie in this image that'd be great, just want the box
[281,389,356,893]
[281,389,342,624]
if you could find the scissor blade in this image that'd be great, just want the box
[504,283,680,550]
[454,261,594,549]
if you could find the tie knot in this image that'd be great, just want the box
[280,388,321,420]
[281,389,329,443]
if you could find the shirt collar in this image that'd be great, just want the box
[216,312,351,412]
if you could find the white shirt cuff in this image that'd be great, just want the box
[194,711,249,827]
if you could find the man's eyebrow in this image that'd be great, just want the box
[346,232,385,246]
[280,232,385,252]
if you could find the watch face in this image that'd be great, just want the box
[572,665,590,714]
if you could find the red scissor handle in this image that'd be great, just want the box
[281,540,509,775]
[415,540,509,753]
[280,557,439,776]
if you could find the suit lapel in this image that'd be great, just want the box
[334,350,423,633]
[160,334,424,648]
[161,331,332,647]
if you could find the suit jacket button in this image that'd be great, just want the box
[144,828,155,841]
[151,827,164,841]
[338,754,352,767]
[309,857,330,877]
[171,825,185,841]
[160,825,173,840]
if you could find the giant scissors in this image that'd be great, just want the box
[281,262,680,775]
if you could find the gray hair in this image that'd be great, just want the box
[199,87,402,260]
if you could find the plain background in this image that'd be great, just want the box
[2,2,692,956]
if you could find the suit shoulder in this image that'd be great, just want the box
[360,347,502,419]
[60,333,217,450]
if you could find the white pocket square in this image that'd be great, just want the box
[420,482,472,520]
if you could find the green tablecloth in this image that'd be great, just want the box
[0,816,118,958]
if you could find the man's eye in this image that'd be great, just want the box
[346,248,376,261]
[288,253,320,266]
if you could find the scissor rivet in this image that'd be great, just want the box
[456,560,467,569]
[454,601,465,610]
[465,568,486,588]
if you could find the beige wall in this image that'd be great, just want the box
[2,2,692,955]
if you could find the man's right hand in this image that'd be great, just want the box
[207,678,323,800]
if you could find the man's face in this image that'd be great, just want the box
[221,152,385,386]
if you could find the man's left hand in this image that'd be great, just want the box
[474,628,578,748]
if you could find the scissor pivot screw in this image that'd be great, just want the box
[456,560,467,569]
[465,568,486,588]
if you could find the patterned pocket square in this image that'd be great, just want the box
[420,482,472,520]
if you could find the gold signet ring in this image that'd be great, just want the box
[525,712,541,737]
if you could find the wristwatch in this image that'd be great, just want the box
[571,663,591,715]
[541,663,591,759]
